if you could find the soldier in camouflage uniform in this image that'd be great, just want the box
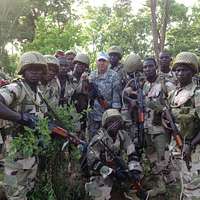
[65,50,76,72]
[166,52,200,200]
[85,109,142,200]
[88,52,121,138]
[108,46,127,90]
[40,55,61,107]
[57,56,76,106]
[142,57,176,197]
[0,51,47,200]
[121,53,144,141]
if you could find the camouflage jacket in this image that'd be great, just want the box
[39,77,61,107]
[89,69,121,121]
[169,82,200,140]
[0,79,46,117]
[110,63,127,89]
[143,76,175,134]
[87,128,141,172]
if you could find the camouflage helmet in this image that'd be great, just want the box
[74,53,90,66]
[102,109,122,127]
[44,55,60,66]
[172,52,198,73]
[108,46,123,58]
[18,51,47,75]
[65,50,76,56]
[124,53,142,73]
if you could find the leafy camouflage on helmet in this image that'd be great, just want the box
[65,50,76,56]
[44,55,60,67]
[18,51,47,75]
[172,52,198,73]
[124,53,142,73]
[108,46,123,57]
[102,109,122,127]
[74,53,90,66]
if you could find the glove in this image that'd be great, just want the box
[17,113,37,129]
[115,168,127,181]
[129,170,141,182]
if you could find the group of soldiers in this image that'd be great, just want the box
[0,46,199,200]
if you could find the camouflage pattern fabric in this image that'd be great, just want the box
[39,77,61,107]
[0,79,46,199]
[86,128,141,200]
[88,69,121,136]
[169,82,200,199]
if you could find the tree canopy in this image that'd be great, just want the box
[2,0,200,73]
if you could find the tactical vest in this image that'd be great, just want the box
[170,83,200,140]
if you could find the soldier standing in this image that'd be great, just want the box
[142,57,175,197]
[57,56,75,106]
[166,52,200,199]
[108,46,127,89]
[40,55,61,107]
[159,50,176,84]
[88,52,121,138]
[0,51,47,200]
[85,109,143,200]
[65,50,76,72]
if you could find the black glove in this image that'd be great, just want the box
[115,168,127,181]
[17,113,37,129]
[129,170,141,182]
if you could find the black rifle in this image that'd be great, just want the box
[89,82,109,109]
[129,72,145,158]
[99,138,147,200]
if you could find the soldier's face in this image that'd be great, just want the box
[159,52,171,69]
[46,65,58,81]
[59,63,71,76]
[143,60,157,78]
[109,53,120,66]
[66,54,76,71]
[175,64,193,85]
[66,54,75,63]
[97,59,109,74]
[74,61,87,76]
[23,65,44,84]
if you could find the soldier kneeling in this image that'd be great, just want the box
[85,109,147,200]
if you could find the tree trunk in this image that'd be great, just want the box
[150,0,160,62]
[160,0,170,52]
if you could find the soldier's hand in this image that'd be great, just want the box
[81,72,89,80]
[18,113,37,129]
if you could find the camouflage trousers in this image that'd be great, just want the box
[4,156,38,200]
[172,146,200,200]
[2,135,38,200]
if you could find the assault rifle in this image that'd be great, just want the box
[89,82,109,109]
[99,137,148,200]
[38,92,87,149]
[159,75,191,171]
[125,72,145,158]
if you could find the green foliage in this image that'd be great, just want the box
[54,104,82,132]
[8,117,51,160]
[23,16,88,54]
